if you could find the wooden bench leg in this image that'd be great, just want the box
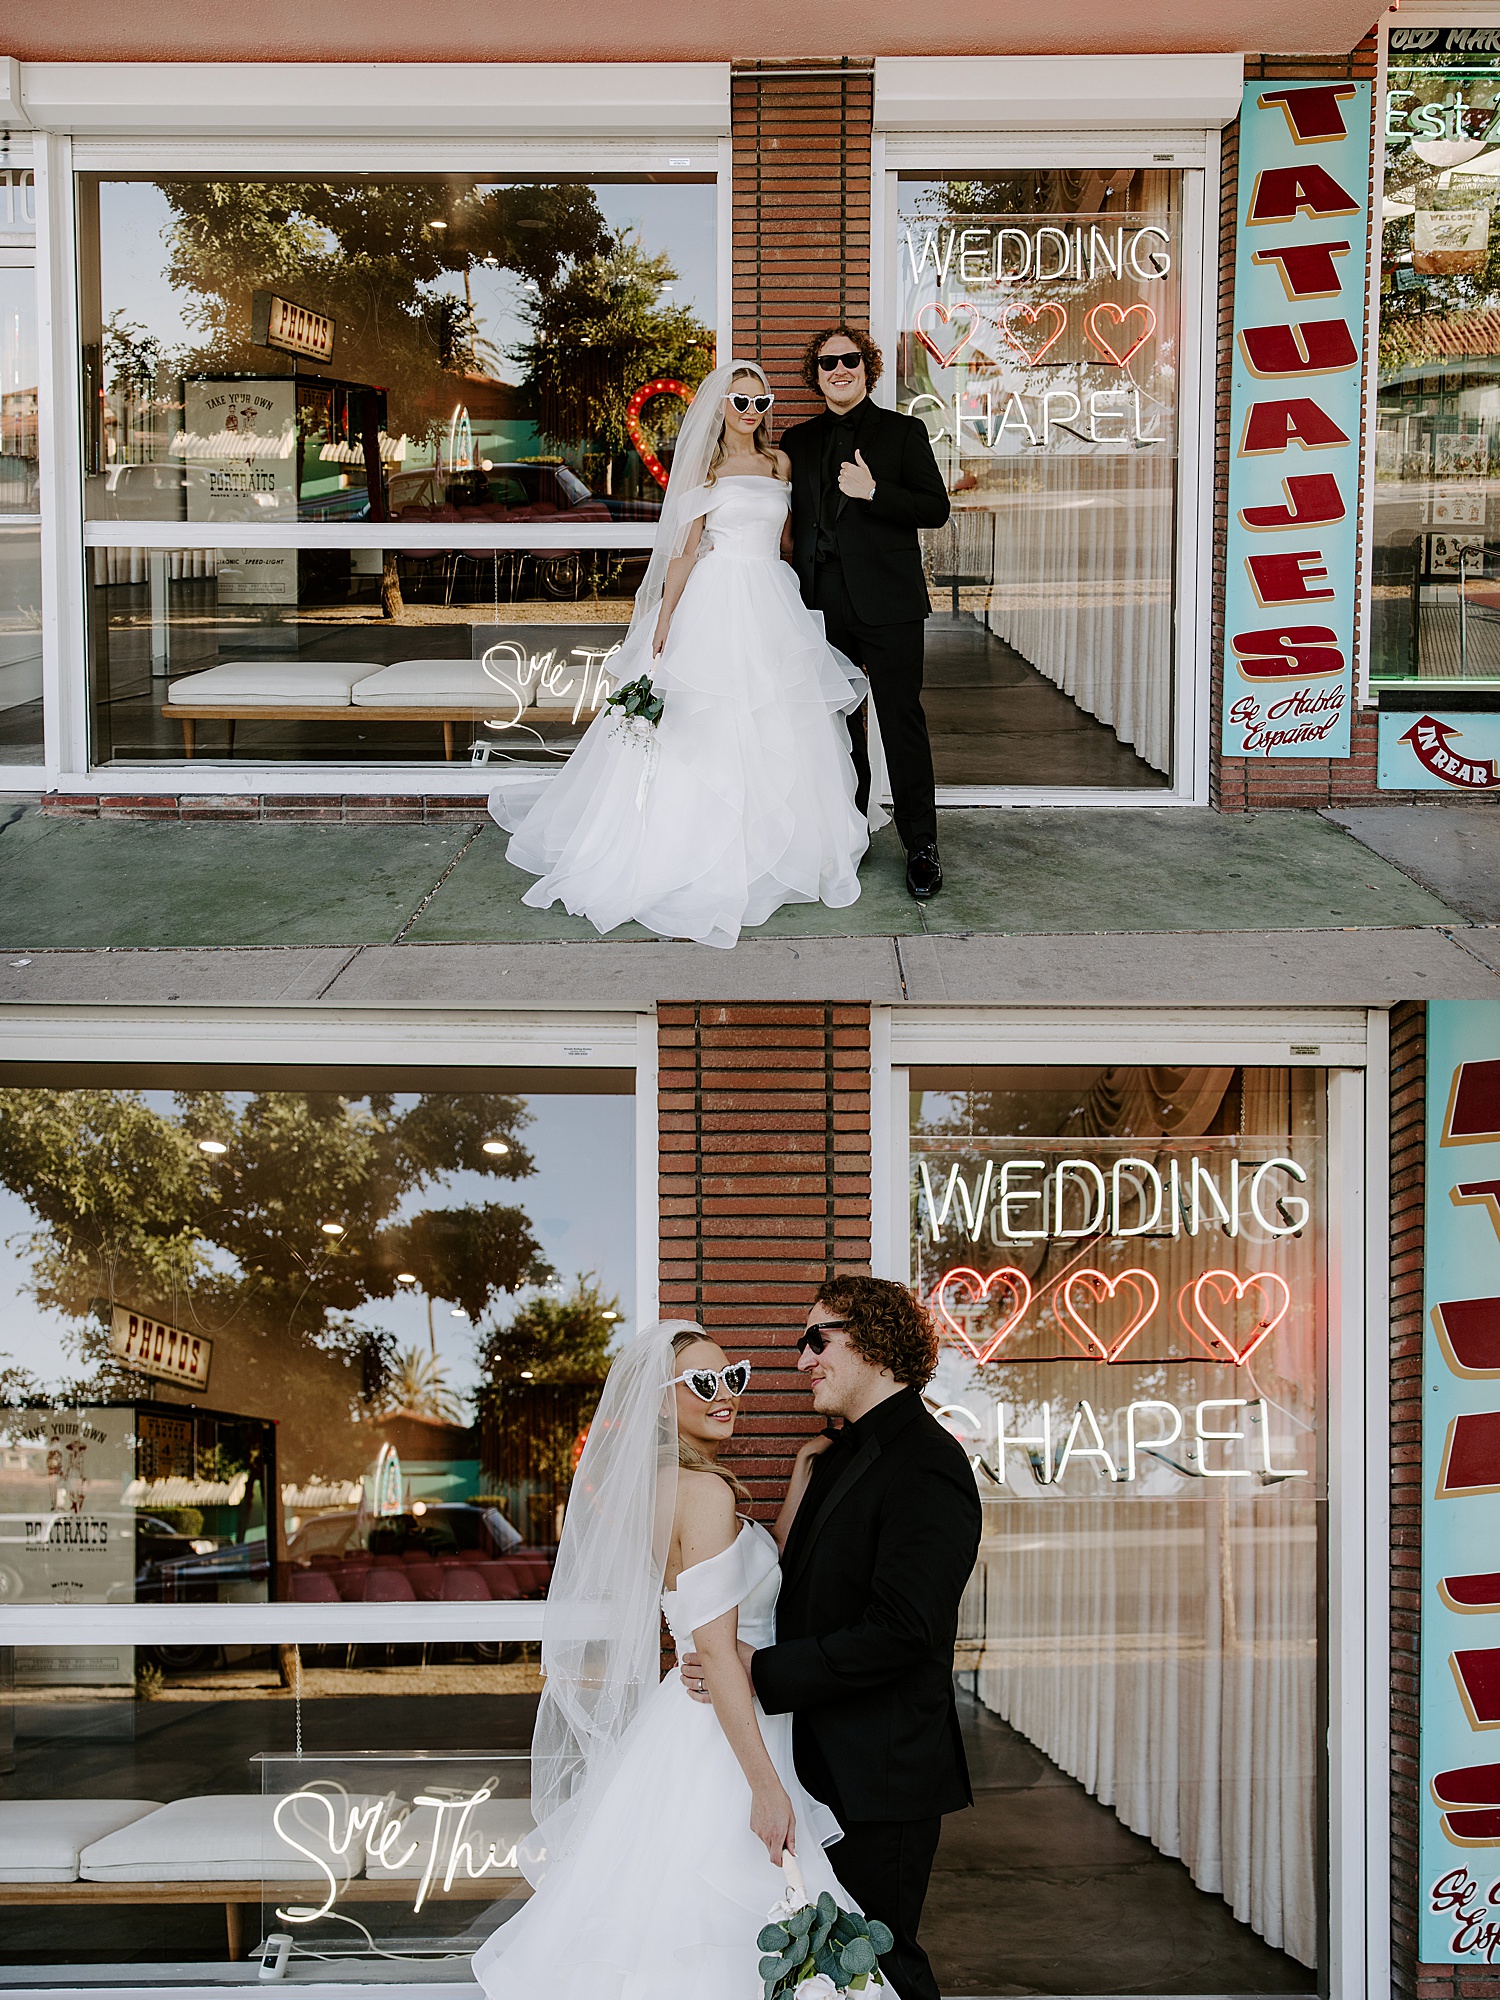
[225,1900,244,1960]
[226,720,236,757]
[179,718,195,757]
[443,720,455,761]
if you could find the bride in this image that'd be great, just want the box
[487,363,873,951]
[472,1322,868,2000]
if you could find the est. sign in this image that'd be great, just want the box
[1222,82,1372,761]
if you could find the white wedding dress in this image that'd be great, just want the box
[488,477,871,952]
[472,1520,862,2000]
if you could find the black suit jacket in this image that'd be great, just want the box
[781,399,951,628]
[751,1389,982,1824]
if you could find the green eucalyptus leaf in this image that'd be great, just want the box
[866,1921,894,1956]
[816,1892,837,1925]
[759,1927,791,1952]
[841,1938,878,1977]
[760,1959,786,1980]
[788,1906,815,1934]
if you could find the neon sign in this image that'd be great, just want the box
[918,1155,1312,1245]
[903,224,1172,288]
[271,1783,523,1921]
[625,378,690,491]
[931,1263,1296,1368]
[937,1395,1309,1484]
[479,641,621,736]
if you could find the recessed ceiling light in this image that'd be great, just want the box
[520,1370,534,1380]
[602,1311,619,1321]
[198,1139,227,1155]
[429,218,448,229]
[450,1308,466,1318]
[396,1272,417,1285]
[482,1140,509,1156]
[321,1222,345,1236]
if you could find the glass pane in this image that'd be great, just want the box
[1378,32,1500,681]
[0,1084,634,1606]
[87,544,646,765]
[896,171,1182,788]
[79,174,715,524]
[0,264,38,513]
[0,526,41,763]
[911,1067,1323,1997]
[0,1669,537,1968]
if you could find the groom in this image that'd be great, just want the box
[684,1278,982,2000]
[781,329,952,900]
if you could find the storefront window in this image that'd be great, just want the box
[1377,28,1500,682]
[896,171,1184,788]
[0,1076,633,1967]
[0,258,41,764]
[911,1066,1323,1996]
[76,172,715,767]
[88,544,641,766]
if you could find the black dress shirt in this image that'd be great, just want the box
[815,408,861,564]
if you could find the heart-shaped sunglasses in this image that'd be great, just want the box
[673,1360,752,1402]
[728,393,774,415]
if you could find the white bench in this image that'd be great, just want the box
[163,653,615,760]
[0,1791,532,1959]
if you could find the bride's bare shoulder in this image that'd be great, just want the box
[674,1470,739,1558]
[772,448,793,483]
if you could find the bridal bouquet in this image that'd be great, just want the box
[758,1857,892,2000]
[604,673,664,729]
[603,673,664,805]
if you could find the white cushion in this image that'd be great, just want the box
[0,1800,162,1882]
[363,1798,533,1880]
[79,1792,378,1884]
[167,663,379,707]
[350,658,522,709]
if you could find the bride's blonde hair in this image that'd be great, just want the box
[671,1326,750,1500]
[705,367,779,487]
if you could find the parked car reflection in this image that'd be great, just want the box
[284,1501,551,1604]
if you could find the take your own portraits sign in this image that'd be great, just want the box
[1223,81,1373,761]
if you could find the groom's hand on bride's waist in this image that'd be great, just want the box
[680,1641,755,1702]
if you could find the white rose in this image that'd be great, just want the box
[795,1975,840,2000]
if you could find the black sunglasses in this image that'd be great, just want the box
[796,1319,846,1356]
[817,351,864,373]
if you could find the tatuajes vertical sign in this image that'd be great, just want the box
[1420,1002,1500,1962]
[1222,81,1372,760]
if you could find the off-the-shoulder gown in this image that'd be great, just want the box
[472,1519,870,2000]
[487,477,870,951]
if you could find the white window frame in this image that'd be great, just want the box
[870,109,1222,808]
[0,1003,659,1648]
[6,65,732,792]
[869,1001,1392,2000]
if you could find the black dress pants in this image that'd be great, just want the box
[813,561,937,854]
[827,1816,944,2000]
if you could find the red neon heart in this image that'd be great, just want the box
[998,301,1068,366]
[1056,1268,1161,1363]
[915,302,978,370]
[1083,301,1157,368]
[625,377,691,492]
[1180,1270,1291,1366]
[932,1266,1033,1364]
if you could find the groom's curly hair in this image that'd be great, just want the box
[800,324,884,393]
[812,1276,938,1390]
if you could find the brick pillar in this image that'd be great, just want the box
[731,61,874,426]
[657,1001,872,1516]
[1390,1000,1426,2000]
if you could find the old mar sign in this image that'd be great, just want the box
[1223,82,1372,761]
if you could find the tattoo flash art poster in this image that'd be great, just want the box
[1222,80,1372,760]
[1419,1002,1500,1963]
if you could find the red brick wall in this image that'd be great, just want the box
[731,62,874,429]
[1391,1000,1426,2000]
[1213,35,1399,812]
[657,1001,873,1516]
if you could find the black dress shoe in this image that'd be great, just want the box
[905,844,943,899]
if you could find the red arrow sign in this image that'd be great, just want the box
[1399,715,1500,790]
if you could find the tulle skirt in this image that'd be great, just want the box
[487,551,870,951]
[471,1666,851,2000]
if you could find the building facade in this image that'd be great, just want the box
[0,5,1497,1997]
